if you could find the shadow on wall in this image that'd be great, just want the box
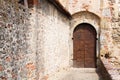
[97,59,112,80]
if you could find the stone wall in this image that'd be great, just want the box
[108,0,120,68]
[1,0,120,80]
[0,0,70,80]
[66,0,120,66]
[37,0,70,79]
[0,0,37,80]
[100,0,120,67]
[63,0,101,16]
[58,0,69,9]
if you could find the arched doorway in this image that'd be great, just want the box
[73,23,97,68]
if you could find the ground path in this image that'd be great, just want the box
[50,68,103,80]
[61,68,100,80]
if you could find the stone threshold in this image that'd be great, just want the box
[70,68,97,73]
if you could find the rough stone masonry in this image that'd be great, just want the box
[0,0,34,80]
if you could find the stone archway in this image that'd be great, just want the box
[73,23,97,68]
[69,11,101,67]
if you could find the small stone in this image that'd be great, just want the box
[0,64,3,71]
[26,63,35,70]
[5,57,11,62]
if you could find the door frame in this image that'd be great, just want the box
[69,11,101,68]
[69,22,100,68]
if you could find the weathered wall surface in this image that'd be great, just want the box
[68,0,120,73]
[1,0,120,80]
[0,0,37,80]
[108,1,120,68]
[58,0,69,9]
[37,0,70,80]
[100,0,120,67]
[58,0,120,78]
[0,0,70,80]
[65,0,120,60]
[68,0,101,16]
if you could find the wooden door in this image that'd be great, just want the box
[73,23,96,68]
